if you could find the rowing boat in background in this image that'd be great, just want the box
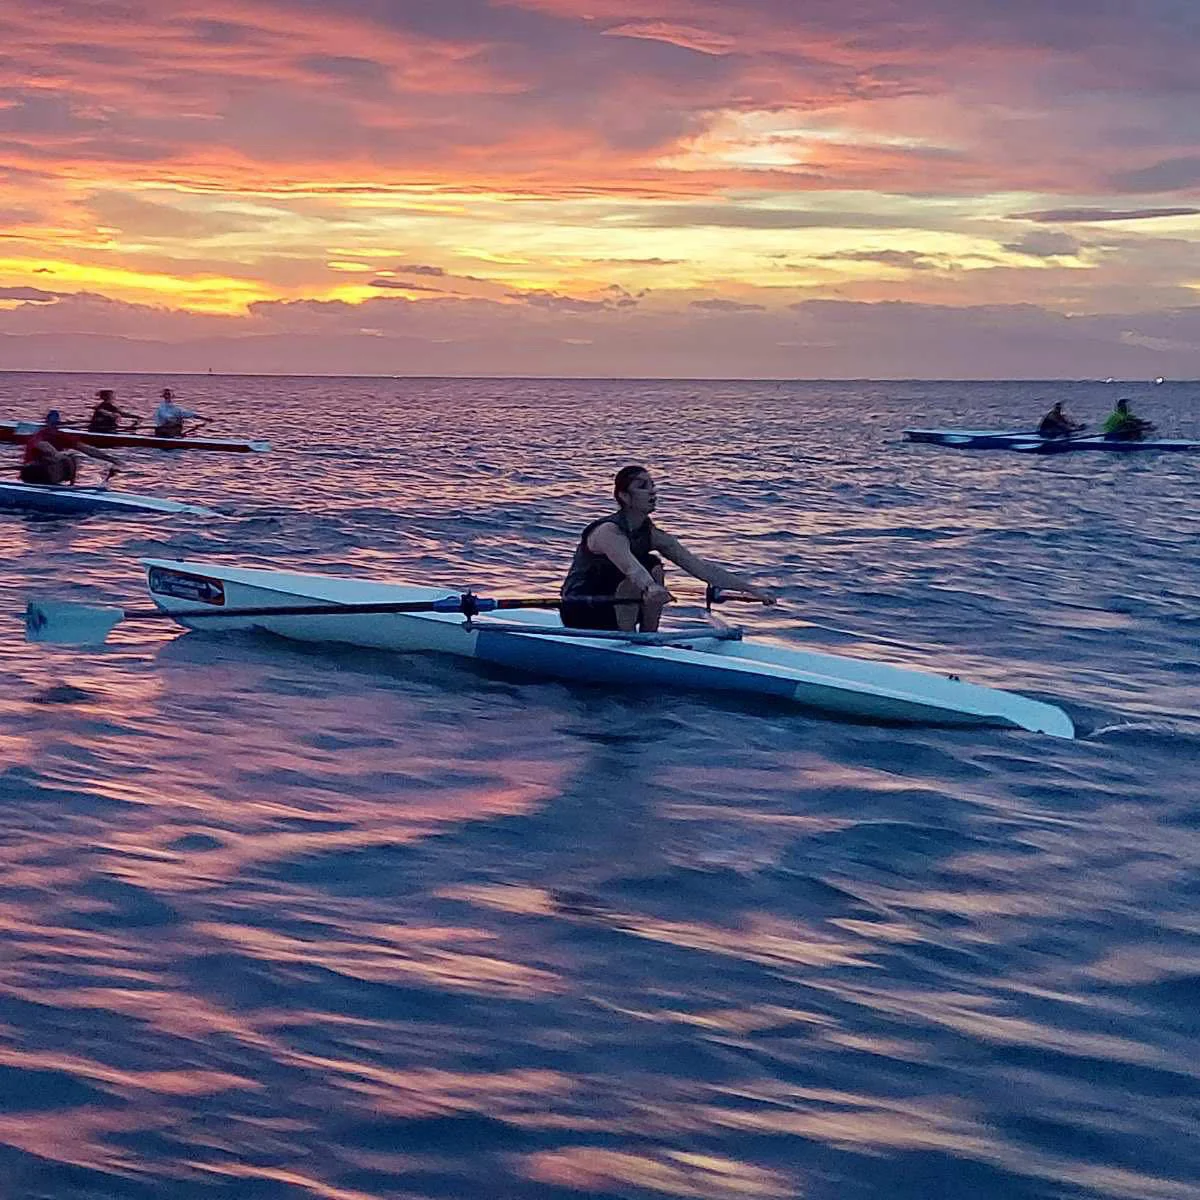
[135,559,1075,737]
[0,420,269,453]
[0,482,216,516]
[904,428,1200,453]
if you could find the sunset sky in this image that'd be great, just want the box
[1,0,1198,377]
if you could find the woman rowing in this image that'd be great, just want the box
[560,464,776,633]
[88,389,140,433]
[1037,401,1085,439]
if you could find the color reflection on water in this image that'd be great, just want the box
[0,377,1197,1198]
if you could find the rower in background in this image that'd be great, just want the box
[20,410,121,485]
[152,388,205,438]
[1102,398,1155,441]
[88,389,140,434]
[560,463,776,633]
[1037,401,1085,439]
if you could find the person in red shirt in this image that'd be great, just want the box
[20,410,122,485]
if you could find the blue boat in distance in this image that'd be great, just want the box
[904,429,1200,453]
[0,481,216,516]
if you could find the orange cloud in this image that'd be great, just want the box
[0,0,1193,371]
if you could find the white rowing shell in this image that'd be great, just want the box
[0,483,215,516]
[142,558,1075,737]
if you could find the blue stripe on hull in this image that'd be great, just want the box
[0,487,122,514]
[1031,437,1199,453]
[903,429,1033,448]
[474,630,798,700]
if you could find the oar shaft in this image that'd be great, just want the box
[461,621,741,645]
[123,597,537,621]
[130,590,766,622]
[124,593,630,622]
[24,586,776,647]
[792,618,932,655]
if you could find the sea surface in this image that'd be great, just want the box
[0,374,1198,1200]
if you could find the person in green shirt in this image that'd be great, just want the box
[1102,398,1155,441]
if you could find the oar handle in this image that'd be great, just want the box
[704,585,765,609]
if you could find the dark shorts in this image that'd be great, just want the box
[560,555,663,631]
[19,463,55,485]
[560,598,622,631]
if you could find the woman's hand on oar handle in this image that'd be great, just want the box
[708,584,778,606]
[641,580,675,606]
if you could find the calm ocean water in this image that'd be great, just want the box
[0,373,1198,1199]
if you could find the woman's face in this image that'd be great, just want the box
[620,471,657,514]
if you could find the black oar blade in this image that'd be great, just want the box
[26,601,126,645]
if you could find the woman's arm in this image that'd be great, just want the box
[653,530,776,602]
[588,523,660,593]
[79,444,122,468]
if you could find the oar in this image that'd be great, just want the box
[25,590,731,646]
[25,593,542,645]
[704,589,947,655]
[1004,426,1098,453]
[783,618,940,656]
[700,583,916,652]
[27,587,937,658]
[3,462,118,487]
[13,419,92,435]
[450,621,742,646]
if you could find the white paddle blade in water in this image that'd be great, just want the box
[25,601,126,645]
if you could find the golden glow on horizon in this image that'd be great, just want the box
[0,0,1190,373]
[0,256,277,312]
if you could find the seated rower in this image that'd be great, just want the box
[1102,398,1155,441]
[88,388,140,433]
[152,388,202,438]
[20,410,121,485]
[1037,401,1085,439]
[560,464,776,633]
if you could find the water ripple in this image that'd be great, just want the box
[0,376,1197,1197]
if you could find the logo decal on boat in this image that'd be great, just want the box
[148,567,226,605]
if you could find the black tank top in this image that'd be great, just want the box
[89,406,118,433]
[561,512,657,600]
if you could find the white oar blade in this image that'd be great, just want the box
[25,601,125,645]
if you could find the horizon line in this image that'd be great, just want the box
[0,372,1193,384]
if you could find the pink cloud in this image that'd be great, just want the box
[2,290,1199,378]
[0,0,1192,377]
[0,0,1187,200]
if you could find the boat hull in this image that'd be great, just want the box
[904,428,1200,453]
[0,421,268,453]
[0,483,215,516]
[143,560,1075,736]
